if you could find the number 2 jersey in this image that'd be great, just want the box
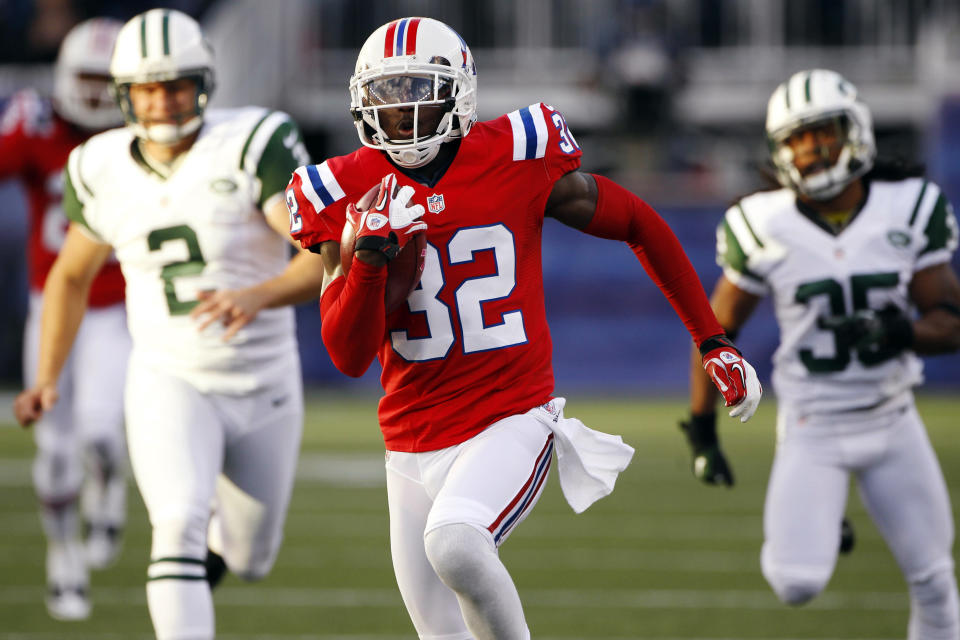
[63,107,307,393]
[290,103,582,452]
[718,178,958,414]
[0,90,124,306]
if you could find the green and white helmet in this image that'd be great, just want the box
[766,69,875,200]
[109,9,215,144]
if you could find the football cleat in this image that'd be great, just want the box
[46,585,91,621]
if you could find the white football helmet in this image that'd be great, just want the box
[766,69,875,200]
[109,9,215,144]
[350,17,478,168]
[53,18,123,131]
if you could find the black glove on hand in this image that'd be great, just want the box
[679,412,734,487]
[819,304,914,354]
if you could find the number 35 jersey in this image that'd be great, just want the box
[718,178,958,414]
[290,103,582,451]
[63,107,308,393]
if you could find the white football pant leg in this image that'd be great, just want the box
[761,409,849,605]
[71,302,130,563]
[386,451,471,640]
[126,360,222,640]
[854,405,959,640]
[24,294,88,608]
[207,363,302,581]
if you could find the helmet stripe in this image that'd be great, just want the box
[404,18,420,55]
[383,21,397,58]
[394,19,407,57]
[803,71,812,103]
[139,14,147,58]
[783,82,790,111]
[162,10,170,56]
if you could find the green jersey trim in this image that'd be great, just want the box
[735,203,764,248]
[919,193,957,256]
[717,218,765,285]
[240,111,308,209]
[908,180,929,227]
[63,162,103,241]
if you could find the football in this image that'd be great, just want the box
[340,195,427,314]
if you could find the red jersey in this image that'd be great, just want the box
[0,90,124,307]
[292,103,582,452]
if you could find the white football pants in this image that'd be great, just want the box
[24,293,130,530]
[386,411,552,639]
[762,402,959,638]
[125,355,303,640]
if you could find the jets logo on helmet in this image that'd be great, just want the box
[53,18,124,131]
[349,17,478,168]
[766,69,875,200]
[109,9,215,144]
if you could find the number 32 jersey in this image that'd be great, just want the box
[290,103,582,451]
[718,178,958,414]
[63,107,307,393]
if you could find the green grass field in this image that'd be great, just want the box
[1,392,958,639]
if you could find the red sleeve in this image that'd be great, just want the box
[584,174,723,346]
[539,104,582,181]
[0,97,31,177]
[319,258,388,377]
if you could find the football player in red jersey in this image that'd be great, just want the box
[288,17,762,639]
[0,18,128,620]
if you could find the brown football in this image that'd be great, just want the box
[340,190,427,314]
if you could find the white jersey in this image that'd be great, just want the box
[63,107,309,394]
[718,177,958,413]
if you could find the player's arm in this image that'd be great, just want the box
[191,197,326,340]
[908,263,960,354]
[682,276,763,486]
[545,170,762,420]
[312,175,426,377]
[14,225,111,426]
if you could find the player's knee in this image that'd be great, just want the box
[908,568,960,634]
[32,448,83,503]
[762,563,830,606]
[150,514,208,561]
[424,523,495,593]
[221,537,280,582]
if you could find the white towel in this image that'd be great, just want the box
[531,398,635,514]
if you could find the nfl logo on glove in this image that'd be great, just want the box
[427,193,445,213]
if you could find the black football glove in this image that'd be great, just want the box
[679,411,734,487]
[818,304,914,354]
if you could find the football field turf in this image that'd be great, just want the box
[1,392,958,639]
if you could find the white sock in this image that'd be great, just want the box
[424,523,530,640]
[908,569,960,640]
[146,576,214,640]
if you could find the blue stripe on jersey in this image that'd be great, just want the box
[306,163,335,207]
[518,107,537,161]
[395,19,407,56]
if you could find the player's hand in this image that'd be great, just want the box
[351,173,426,262]
[191,288,266,341]
[679,412,734,487]
[818,305,913,353]
[13,383,59,428]
[699,335,762,422]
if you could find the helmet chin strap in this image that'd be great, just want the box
[135,116,202,145]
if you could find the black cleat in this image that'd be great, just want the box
[204,549,228,588]
[839,517,855,555]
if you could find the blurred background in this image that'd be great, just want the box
[1,0,960,393]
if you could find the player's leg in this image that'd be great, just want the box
[207,365,302,581]
[761,408,849,605]
[855,405,959,640]
[71,301,131,569]
[385,449,472,639]
[24,293,89,620]
[422,412,554,640]
[126,360,224,640]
